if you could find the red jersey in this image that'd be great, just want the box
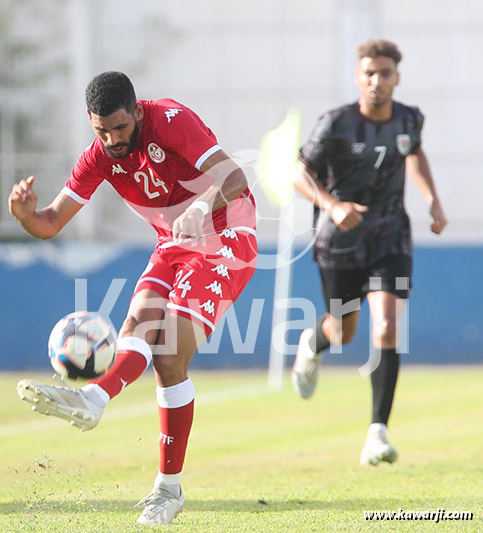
[64,99,256,243]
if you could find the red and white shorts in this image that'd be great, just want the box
[133,227,257,336]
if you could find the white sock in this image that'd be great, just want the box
[153,471,182,496]
[368,423,387,436]
[81,384,110,408]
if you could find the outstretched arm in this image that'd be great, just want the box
[294,161,368,232]
[406,146,447,235]
[9,176,83,239]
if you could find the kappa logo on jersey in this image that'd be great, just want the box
[112,163,127,175]
[351,143,366,155]
[396,134,411,156]
[148,143,166,163]
[165,108,183,123]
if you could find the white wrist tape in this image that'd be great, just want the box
[190,200,209,216]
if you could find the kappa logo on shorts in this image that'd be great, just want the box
[211,264,230,279]
[220,228,239,240]
[216,245,236,261]
[148,143,166,163]
[200,299,216,316]
[205,280,223,296]
[396,134,411,156]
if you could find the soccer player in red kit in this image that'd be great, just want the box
[9,71,257,525]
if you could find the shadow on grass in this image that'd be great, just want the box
[0,499,347,515]
[3,497,480,515]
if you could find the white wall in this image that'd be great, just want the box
[1,0,481,244]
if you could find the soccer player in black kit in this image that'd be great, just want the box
[291,39,447,465]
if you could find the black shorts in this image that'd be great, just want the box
[319,253,412,313]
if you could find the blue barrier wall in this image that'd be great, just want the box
[0,242,481,370]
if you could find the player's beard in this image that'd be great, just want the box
[104,121,140,159]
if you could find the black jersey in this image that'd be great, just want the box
[300,101,424,269]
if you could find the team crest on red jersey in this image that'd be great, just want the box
[148,143,166,163]
[351,143,365,155]
[396,134,411,156]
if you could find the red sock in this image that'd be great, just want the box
[90,336,152,399]
[157,379,195,477]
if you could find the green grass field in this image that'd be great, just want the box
[0,367,481,532]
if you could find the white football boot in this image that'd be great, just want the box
[360,423,398,466]
[17,379,103,431]
[291,328,323,399]
[136,486,184,525]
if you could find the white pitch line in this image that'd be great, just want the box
[1,383,270,437]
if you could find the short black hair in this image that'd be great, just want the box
[85,71,137,116]
[357,39,402,65]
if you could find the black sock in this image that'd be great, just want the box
[370,348,400,425]
[308,315,330,354]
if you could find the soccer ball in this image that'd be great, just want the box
[48,311,117,380]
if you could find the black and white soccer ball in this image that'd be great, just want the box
[48,311,117,380]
